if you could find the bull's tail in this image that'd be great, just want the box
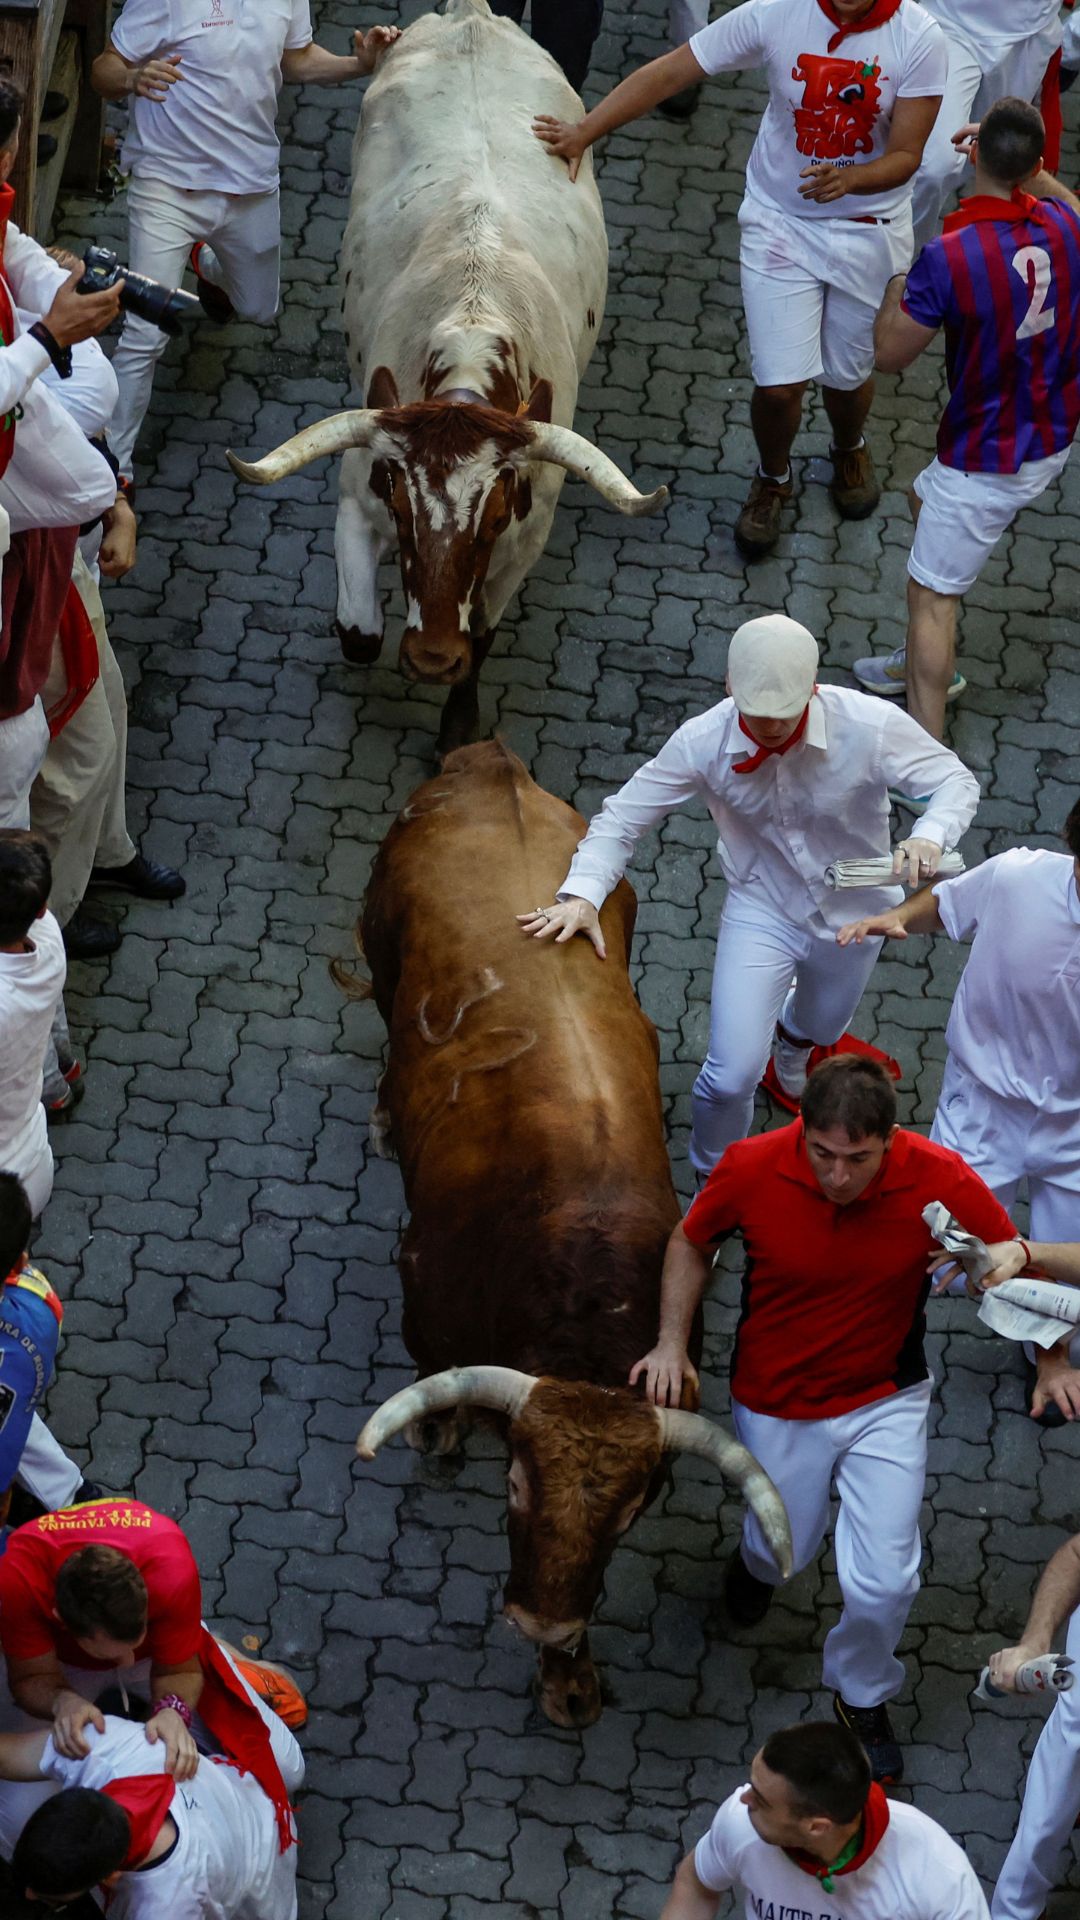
[329,925,373,1001]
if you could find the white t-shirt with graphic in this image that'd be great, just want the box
[41,1718,297,1920]
[690,0,948,221]
[694,1791,989,1920]
[111,0,313,195]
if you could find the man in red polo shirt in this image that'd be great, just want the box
[630,1055,1017,1783]
[0,1497,304,1851]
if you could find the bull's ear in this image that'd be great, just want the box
[366,364,400,410]
[520,378,553,424]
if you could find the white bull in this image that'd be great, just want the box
[227,0,667,757]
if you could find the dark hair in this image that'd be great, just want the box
[0,76,23,153]
[0,830,51,943]
[978,97,1045,186]
[12,1789,129,1898]
[800,1054,897,1142]
[0,1171,32,1277]
[1064,799,1080,862]
[55,1546,149,1643]
[761,1722,871,1824]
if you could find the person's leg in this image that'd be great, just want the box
[750,383,807,481]
[201,189,282,326]
[992,1601,1080,1920]
[86,626,136,874]
[820,280,882,518]
[689,896,803,1175]
[783,925,883,1049]
[0,699,51,829]
[735,225,823,554]
[905,578,960,741]
[910,33,984,251]
[730,1400,837,1586]
[30,564,123,927]
[14,1415,83,1510]
[825,1383,931,1705]
[109,177,212,479]
[523,0,604,92]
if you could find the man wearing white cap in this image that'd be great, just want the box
[519,615,978,1176]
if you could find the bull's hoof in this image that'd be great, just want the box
[336,623,384,665]
[537,1643,603,1730]
[405,1408,470,1456]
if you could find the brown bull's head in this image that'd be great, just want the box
[226,374,668,687]
[356,1366,792,1728]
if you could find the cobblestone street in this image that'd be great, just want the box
[36,1,1080,1913]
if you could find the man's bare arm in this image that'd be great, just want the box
[628,1221,711,1407]
[661,1850,723,1920]
[533,45,706,181]
[0,1730,51,1782]
[987,1535,1080,1688]
[837,879,946,947]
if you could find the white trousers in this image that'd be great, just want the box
[992,1601,1080,1920]
[911,21,1062,253]
[30,557,136,926]
[931,1053,1080,1362]
[733,1382,931,1706]
[689,890,882,1173]
[109,174,282,479]
[0,697,50,829]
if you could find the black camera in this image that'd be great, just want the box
[77,245,202,337]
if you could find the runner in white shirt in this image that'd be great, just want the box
[662,1719,989,1920]
[534,0,947,558]
[90,3,401,483]
[911,0,1061,249]
[0,1703,303,1919]
[838,805,1080,1424]
[0,833,66,1221]
[519,614,977,1176]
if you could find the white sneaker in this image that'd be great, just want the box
[772,1028,813,1100]
[853,646,966,702]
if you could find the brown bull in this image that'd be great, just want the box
[345,742,791,1726]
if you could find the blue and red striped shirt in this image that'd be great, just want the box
[902,192,1080,474]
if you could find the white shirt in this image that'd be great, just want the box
[560,685,978,935]
[921,0,1059,61]
[112,0,314,196]
[42,1718,297,1920]
[0,910,65,1197]
[694,1790,989,1920]
[934,848,1080,1116]
[690,0,947,221]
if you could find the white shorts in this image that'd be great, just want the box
[909,447,1072,596]
[739,199,912,390]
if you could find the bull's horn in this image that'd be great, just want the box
[227,410,382,485]
[525,421,669,517]
[656,1408,793,1579]
[356,1365,538,1458]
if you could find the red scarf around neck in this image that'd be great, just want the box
[785,1781,891,1884]
[816,0,903,53]
[944,189,1056,237]
[101,1775,176,1869]
[733,703,810,774]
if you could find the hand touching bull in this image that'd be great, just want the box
[628,1222,707,1410]
[517,895,606,959]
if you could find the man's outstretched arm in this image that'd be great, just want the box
[0,1729,51,1781]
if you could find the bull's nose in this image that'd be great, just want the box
[503,1604,587,1651]
[401,641,469,684]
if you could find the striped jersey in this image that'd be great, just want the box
[901,192,1080,472]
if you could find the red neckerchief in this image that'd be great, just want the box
[816,0,903,52]
[733,703,810,774]
[3,1262,64,1325]
[197,1631,295,1852]
[943,189,1053,234]
[785,1781,891,1883]
[100,1775,176,1869]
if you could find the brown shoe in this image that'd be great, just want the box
[830,442,881,519]
[734,472,794,558]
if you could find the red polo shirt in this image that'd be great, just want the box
[684,1121,1015,1419]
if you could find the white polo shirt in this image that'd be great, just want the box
[690,0,947,223]
[0,910,64,1201]
[920,0,1059,61]
[111,0,313,196]
[694,1790,989,1920]
[934,848,1080,1117]
[559,684,978,935]
[41,1717,297,1920]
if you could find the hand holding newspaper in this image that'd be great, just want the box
[824,852,966,890]
[923,1202,1080,1348]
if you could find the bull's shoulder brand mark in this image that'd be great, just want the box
[790,52,886,161]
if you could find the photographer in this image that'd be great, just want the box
[92,3,401,483]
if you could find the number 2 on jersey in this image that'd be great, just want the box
[1012,245,1056,340]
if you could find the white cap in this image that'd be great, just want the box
[726,615,819,719]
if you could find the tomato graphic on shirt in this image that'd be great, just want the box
[790,53,885,159]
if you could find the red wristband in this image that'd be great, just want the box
[1017,1238,1032,1270]
[152,1693,192,1728]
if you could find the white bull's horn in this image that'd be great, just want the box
[356,1365,538,1458]
[227,410,383,485]
[525,421,669,517]
[656,1407,794,1579]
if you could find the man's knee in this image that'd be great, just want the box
[754,381,808,409]
[233,289,280,326]
[693,1051,763,1108]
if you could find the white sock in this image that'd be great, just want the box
[831,435,865,455]
[757,464,791,485]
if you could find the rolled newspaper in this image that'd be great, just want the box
[974,1654,1074,1703]
[923,1202,1080,1347]
[824,852,966,890]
